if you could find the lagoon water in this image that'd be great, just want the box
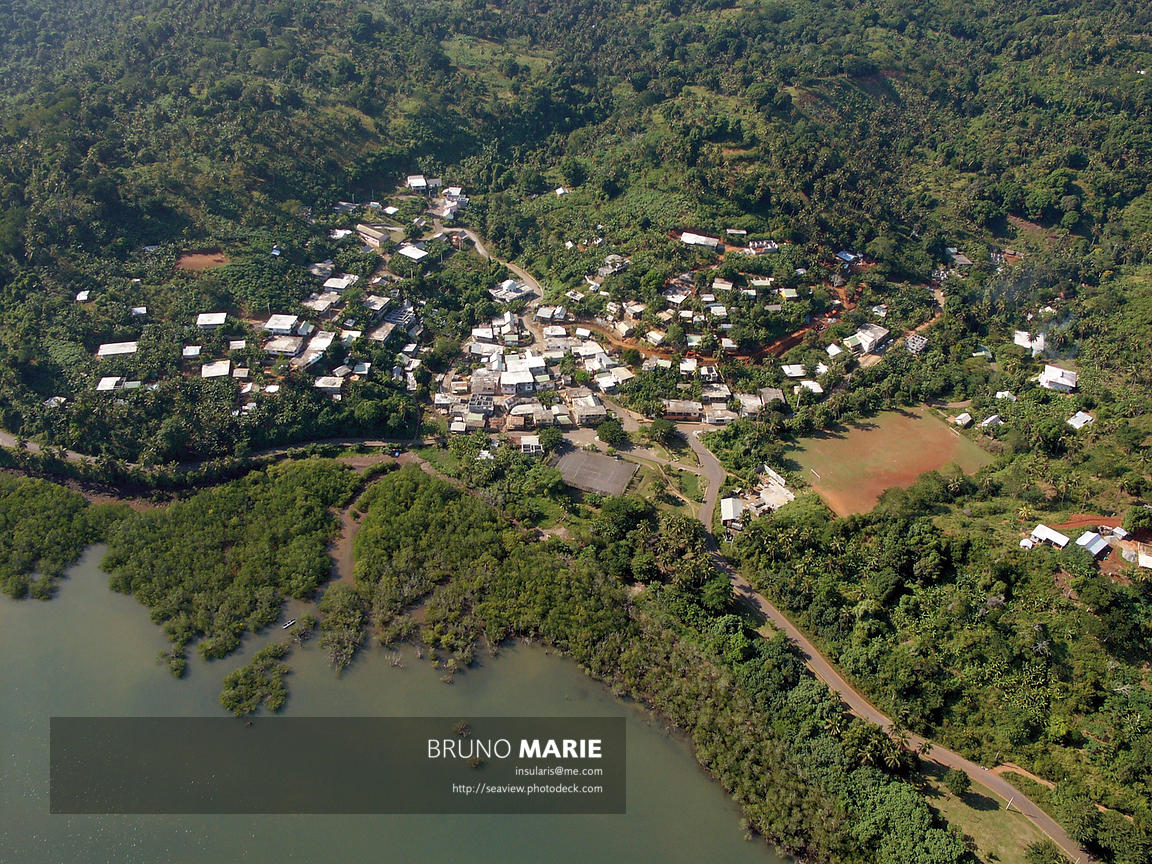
[1,547,785,864]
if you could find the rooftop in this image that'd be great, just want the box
[196,312,227,328]
[556,450,638,497]
[96,341,138,357]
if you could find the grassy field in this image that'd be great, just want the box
[676,469,705,503]
[786,407,994,516]
[917,760,1047,864]
[631,464,693,517]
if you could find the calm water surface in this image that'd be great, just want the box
[0,546,786,864]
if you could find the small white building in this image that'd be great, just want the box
[1030,524,1070,549]
[680,232,721,249]
[201,360,231,378]
[1067,411,1094,430]
[263,314,300,335]
[953,413,973,428]
[736,393,763,417]
[1075,531,1110,558]
[196,312,227,329]
[645,330,666,346]
[844,324,890,355]
[720,498,744,525]
[264,335,305,356]
[314,376,344,395]
[96,341,138,358]
[1040,365,1078,392]
[397,245,428,261]
[323,273,360,293]
[500,368,536,395]
[490,278,532,303]
[705,409,739,426]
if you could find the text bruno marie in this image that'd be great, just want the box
[427,738,603,760]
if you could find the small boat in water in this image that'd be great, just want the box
[282,618,297,629]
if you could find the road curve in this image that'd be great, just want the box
[683,427,726,531]
[683,431,1090,863]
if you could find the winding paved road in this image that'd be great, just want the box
[681,426,1089,862]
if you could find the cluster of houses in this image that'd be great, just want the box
[594,267,816,357]
[658,382,785,426]
[438,299,642,434]
[404,175,470,222]
[254,269,419,399]
[953,335,1086,435]
[1023,522,1152,570]
[86,184,458,400]
[719,465,796,532]
[677,230,782,257]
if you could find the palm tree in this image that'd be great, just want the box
[1055,474,1071,504]
[892,727,911,752]
[823,712,845,737]
[1016,503,1033,530]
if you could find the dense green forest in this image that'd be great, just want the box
[101,458,357,671]
[732,475,1152,862]
[0,473,98,598]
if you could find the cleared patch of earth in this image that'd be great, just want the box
[788,406,994,516]
[176,251,229,271]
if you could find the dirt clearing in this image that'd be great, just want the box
[176,251,229,271]
[788,407,994,516]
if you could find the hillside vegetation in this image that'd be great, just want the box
[1,0,1151,461]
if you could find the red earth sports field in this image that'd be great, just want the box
[788,407,994,516]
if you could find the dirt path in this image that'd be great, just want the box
[1050,514,1120,532]
[991,764,1055,789]
[329,504,363,584]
